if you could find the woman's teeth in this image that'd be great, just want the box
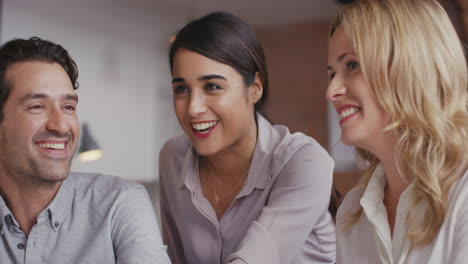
[340,107,360,119]
[192,121,217,133]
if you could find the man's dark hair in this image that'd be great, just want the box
[0,37,79,122]
[169,11,269,113]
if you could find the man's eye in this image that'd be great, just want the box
[29,105,44,110]
[173,85,189,95]
[328,72,336,81]
[64,105,76,111]
[347,61,360,71]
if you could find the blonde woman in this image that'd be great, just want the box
[326,0,468,263]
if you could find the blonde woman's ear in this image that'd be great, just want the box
[250,72,263,103]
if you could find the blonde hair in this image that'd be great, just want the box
[332,0,468,246]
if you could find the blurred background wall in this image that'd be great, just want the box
[1,0,465,208]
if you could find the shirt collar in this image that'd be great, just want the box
[244,113,278,190]
[359,164,394,251]
[359,164,416,213]
[360,163,387,214]
[178,147,198,190]
[177,113,277,191]
[44,174,75,231]
[0,194,11,235]
[0,174,75,234]
[359,164,420,261]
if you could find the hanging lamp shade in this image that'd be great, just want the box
[78,123,103,162]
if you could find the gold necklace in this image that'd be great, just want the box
[207,162,250,203]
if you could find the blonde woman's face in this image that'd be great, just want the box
[326,26,390,152]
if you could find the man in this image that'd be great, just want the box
[0,37,170,263]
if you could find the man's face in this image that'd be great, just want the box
[0,61,79,184]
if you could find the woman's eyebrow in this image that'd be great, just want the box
[198,74,227,81]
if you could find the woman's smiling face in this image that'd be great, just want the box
[326,26,390,151]
[171,48,260,157]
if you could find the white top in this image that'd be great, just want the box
[336,164,468,264]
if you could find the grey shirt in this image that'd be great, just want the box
[159,114,336,264]
[0,173,171,264]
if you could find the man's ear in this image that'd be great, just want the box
[249,72,263,104]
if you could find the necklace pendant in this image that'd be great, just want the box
[215,195,221,202]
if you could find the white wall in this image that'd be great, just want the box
[1,0,184,182]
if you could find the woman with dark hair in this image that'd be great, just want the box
[159,12,335,264]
